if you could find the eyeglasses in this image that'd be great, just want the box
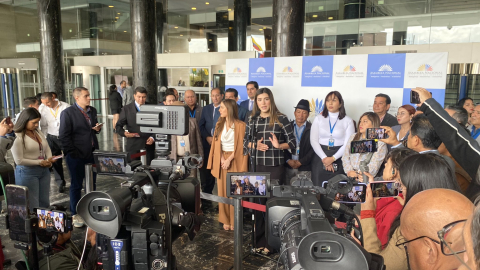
[396,219,469,270]
[395,112,408,117]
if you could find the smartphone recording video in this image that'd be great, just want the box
[350,140,377,154]
[6,185,31,243]
[410,91,420,104]
[322,181,367,203]
[367,128,389,139]
[371,181,400,198]
[36,208,66,233]
[5,116,12,125]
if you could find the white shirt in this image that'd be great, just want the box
[221,123,235,152]
[39,101,70,136]
[249,99,254,111]
[310,111,355,160]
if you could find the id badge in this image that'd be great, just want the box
[296,147,300,155]
[328,136,335,147]
[180,140,186,147]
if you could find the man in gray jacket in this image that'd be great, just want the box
[122,83,134,106]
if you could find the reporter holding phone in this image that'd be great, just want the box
[207,99,247,231]
[359,153,460,270]
[310,91,354,186]
[243,87,295,254]
[11,108,55,209]
[343,112,387,179]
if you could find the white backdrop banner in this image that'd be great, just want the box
[226,52,448,122]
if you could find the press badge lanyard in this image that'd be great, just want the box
[189,110,196,118]
[294,125,305,156]
[472,127,480,140]
[49,104,60,127]
[328,117,339,149]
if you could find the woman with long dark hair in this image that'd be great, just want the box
[207,99,248,231]
[109,84,123,130]
[11,108,55,209]
[343,112,387,179]
[360,153,461,270]
[243,87,296,254]
[310,91,355,185]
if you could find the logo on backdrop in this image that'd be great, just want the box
[233,67,242,73]
[309,98,324,117]
[276,66,300,78]
[249,58,274,86]
[366,54,405,88]
[335,63,364,78]
[301,56,334,87]
[343,65,357,72]
[407,63,442,78]
[227,66,248,80]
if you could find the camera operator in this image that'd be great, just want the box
[398,189,473,270]
[342,112,387,180]
[360,153,461,270]
[412,87,480,200]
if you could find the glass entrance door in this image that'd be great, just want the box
[0,68,20,117]
[213,74,225,92]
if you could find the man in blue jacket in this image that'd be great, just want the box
[225,88,249,123]
[59,87,102,227]
[239,81,258,112]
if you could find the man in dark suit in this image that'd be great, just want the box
[239,81,258,112]
[374,93,398,127]
[59,87,102,227]
[225,88,249,123]
[284,99,314,185]
[115,87,155,164]
[184,90,202,124]
[381,114,456,174]
[198,88,223,194]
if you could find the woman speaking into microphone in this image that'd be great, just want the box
[207,99,248,231]
[243,87,296,254]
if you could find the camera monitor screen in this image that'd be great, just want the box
[350,140,377,154]
[322,181,367,203]
[94,151,128,175]
[371,181,400,198]
[36,208,66,233]
[227,172,270,198]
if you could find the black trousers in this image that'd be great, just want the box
[311,145,345,187]
[254,164,285,250]
[47,134,65,187]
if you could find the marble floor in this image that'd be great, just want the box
[0,117,279,270]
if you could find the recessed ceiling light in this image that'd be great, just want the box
[263,27,266,29]
[328,16,333,20]
[208,39,212,41]
[117,13,120,15]
[180,34,183,36]
[108,5,114,8]
[312,15,318,18]
[174,26,178,29]
[259,29,263,31]
[228,8,231,11]
[124,31,127,33]
[205,2,209,4]
[115,17,119,19]
[192,7,196,10]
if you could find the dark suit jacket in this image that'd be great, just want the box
[109,91,123,112]
[169,118,204,165]
[238,104,249,123]
[59,104,99,159]
[284,121,314,171]
[381,113,399,127]
[199,104,217,159]
[239,99,252,111]
[115,102,155,161]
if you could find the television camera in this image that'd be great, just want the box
[77,104,204,270]
[266,174,385,270]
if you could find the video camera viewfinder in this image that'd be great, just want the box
[227,172,270,198]
[137,104,189,135]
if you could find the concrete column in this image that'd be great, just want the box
[130,0,158,103]
[37,0,66,100]
[272,0,305,57]
[234,0,248,51]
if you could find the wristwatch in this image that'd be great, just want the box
[332,156,336,162]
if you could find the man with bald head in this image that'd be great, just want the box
[399,189,474,270]
[184,90,202,124]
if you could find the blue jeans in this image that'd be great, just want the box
[66,154,96,215]
[14,165,50,210]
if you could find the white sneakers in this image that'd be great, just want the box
[72,214,85,228]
